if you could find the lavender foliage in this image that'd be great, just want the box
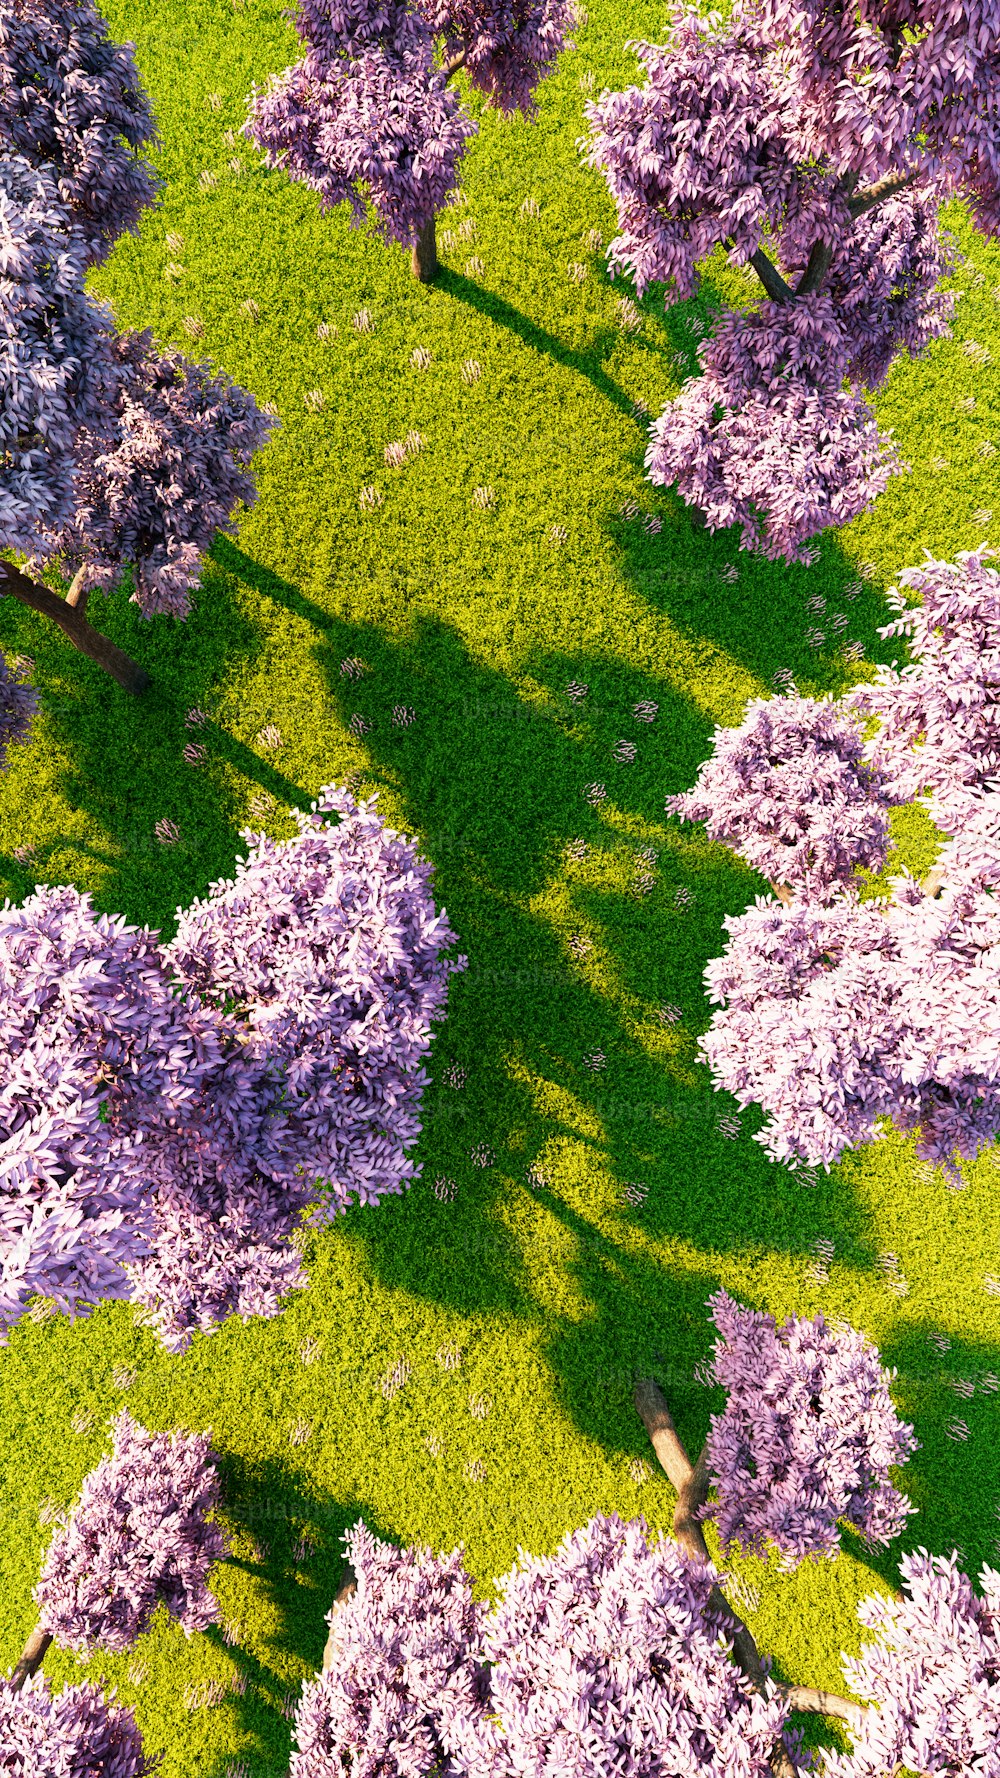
[290,1520,490,1778]
[33,326,279,619]
[0,1674,150,1777]
[0,0,162,268]
[826,1550,1000,1777]
[35,1411,224,1654]
[666,694,894,900]
[0,649,37,768]
[700,1290,918,1571]
[0,155,118,551]
[243,0,571,250]
[583,0,986,562]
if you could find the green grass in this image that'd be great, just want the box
[2,0,1000,1769]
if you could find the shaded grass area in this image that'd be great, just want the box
[2,0,1000,1768]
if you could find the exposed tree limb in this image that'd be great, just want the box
[747,245,797,304]
[794,238,836,296]
[0,560,149,693]
[846,167,924,219]
[443,47,468,79]
[774,1682,866,1727]
[9,1625,52,1692]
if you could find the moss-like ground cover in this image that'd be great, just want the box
[1,0,1000,1768]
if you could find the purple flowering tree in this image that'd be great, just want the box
[582,0,996,562]
[0,786,464,1352]
[0,1675,150,1777]
[0,3,278,695]
[10,1412,224,1688]
[669,544,1000,1181]
[242,0,574,282]
[665,694,896,904]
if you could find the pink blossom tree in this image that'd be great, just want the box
[583,0,995,562]
[0,2,278,695]
[0,1675,150,1777]
[0,786,465,1352]
[242,0,574,282]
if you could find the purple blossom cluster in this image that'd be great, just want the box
[32,327,278,619]
[666,694,894,900]
[0,1674,150,1777]
[0,788,463,1349]
[0,649,37,768]
[243,0,572,252]
[35,1412,224,1654]
[700,1290,918,1569]
[583,0,985,560]
[826,1549,1000,1777]
[292,1513,797,1778]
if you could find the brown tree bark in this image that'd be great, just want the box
[412,216,439,282]
[9,1625,52,1692]
[0,561,150,694]
[321,1560,357,1672]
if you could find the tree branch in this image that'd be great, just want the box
[846,167,924,219]
[774,1682,867,1727]
[794,238,835,297]
[746,246,796,304]
[0,561,150,693]
[64,565,90,617]
[443,47,467,80]
[321,1560,357,1673]
[9,1625,52,1692]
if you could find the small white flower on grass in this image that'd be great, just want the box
[385,441,408,468]
[465,256,485,277]
[185,706,208,728]
[456,217,477,241]
[634,700,658,721]
[317,320,337,340]
[566,838,590,862]
[440,228,456,251]
[206,91,223,110]
[982,1373,1000,1394]
[223,128,239,147]
[247,791,275,823]
[392,705,416,727]
[340,656,369,678]
[198,169,219,191]
[304,389,325,412]
[380,1357,411,1400]
[946,1419,971,1441]
[673,885,693,908]
[155,818,181,844]
[163,261,185,282]
[978,440,998,459]
[181,315,205,338]
[726,1576,762,1617]
[622,1182,648,1206]
[229,158,244,175]
[843,640,866,663]
[972,507,994,526]
[772,667,796,692]
[617,296,642,334]
[857,559,878,580]
[927,455,949,473]
[405,429,425,456]
[578,71,595,91]
[444,1061,467,1088]
[289,1418,312,1445]
[573,2,588,22]
[469,1393,491,1419]
[27,1296,55,1321]
[432,1176,458,1202]
[38,1498,63,1527]
[566,680,589,701]
[256,725,282,749]
[293,1532,316,1562]
[568,261,588,282]
[584,782,606,805]
[437,1344,463,1370]
[166,230,184,252]
[112,1366,136,1389]
[963,339,992,364]
[951,1378,976,1398]
[719,563,740,584]
[472,485,496,510]
[358,485,384,512]
[410,344,433,369]
[261,400,279,417]
[633,864,656,897]
[470,1143,495,1168]
[299,1336,322,1364]
[658,1004,682,1025]
[424,1433,443,1456]
[461,358,482,384]
[632,399,652,419]
[526,1162,548,1189]
[716,1112,742,1139]
[520,195,540,218]
[928,1331,952,1352]
[843,579,863,600]
[983,1273,1000,1296]
[583,1048,606,1070]
[183,741,208,765]
[643,514,662,534]
[71,1409,93,1436]
[619,497,640,519]
[584,227,603,251]
[353,308,374,333]
[628,1458,650,1484]
[127,1662,148,1688]
[12,845,36,864]
[613,739,637,763]
[807,593,827,615]
[830,612,849,633]
[568,934,593,958]
[349,713,371,737]
[692,1357,715,1387]
[806,626,826,649]
[548,524,568,544]
[240,297,260,321]
[278,1690,298,1721]
[465,1459,487,1483]
[221,1620,244,1647]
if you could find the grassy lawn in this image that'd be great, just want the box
[2,0,1000,1768]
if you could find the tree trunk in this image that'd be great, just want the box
[412,216,439,283]
[9,1625,52,1692]
[0,561,150,694]
[321,1561,357,1672]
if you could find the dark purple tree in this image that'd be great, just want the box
[583,0,995,562]
[242,0,574,281]
[0,787,464,1352]
[0,3,278,695]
